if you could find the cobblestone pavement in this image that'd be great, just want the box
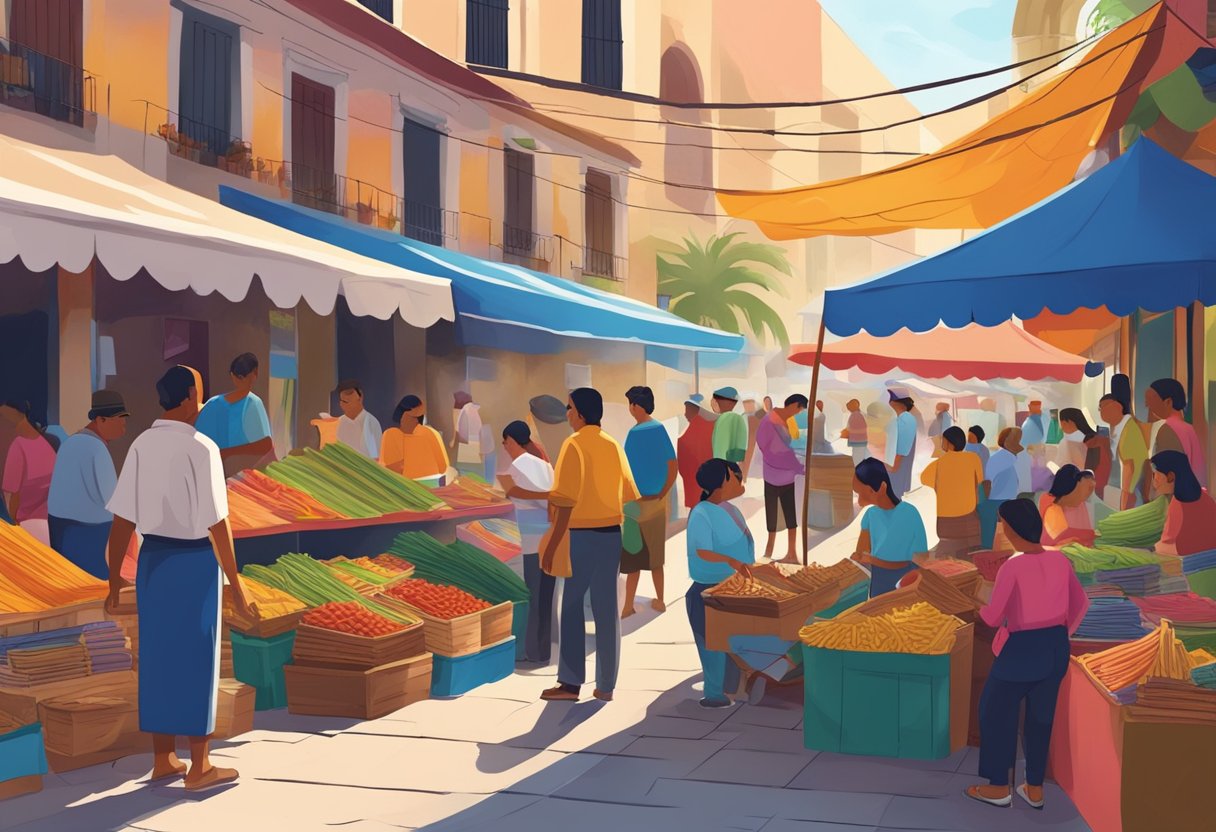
[6,485,1090,832]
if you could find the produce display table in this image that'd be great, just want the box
[233,503,512,566]
[1049,659,1216,832]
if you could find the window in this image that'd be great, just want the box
[466,0,508,68]
[467,356,498,383]
[356,0,393,23]
[503,147,535,258]
[178,5,238,156]
[565,363,592,391]
[582,0,622,90]
[584,170,617,279]
[7,0,86,125]
[402,116,444,246]
[290,73,337,213]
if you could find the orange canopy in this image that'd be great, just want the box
[787,321,1088,382]
[1023,306,1121,355]
[717,4,1204,239]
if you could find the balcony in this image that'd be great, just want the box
[581,246,627,282]
[0,37,96,129]
[501,224,553,269]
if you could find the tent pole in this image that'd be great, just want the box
[800,318,827,565]
[694,351,700,394]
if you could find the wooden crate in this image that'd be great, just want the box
[38,695,139,758]
[0,601,106,639]
[284,653,432,719]
[291,621,426,670]
[226,610,303,640]
[212,680,255,740]
[0,670,137,726]
[703,586,834,653]
[478,602,513,648]
[703,570,819,618]
[372,594,482,657]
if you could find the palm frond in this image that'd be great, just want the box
[721,290,790,347]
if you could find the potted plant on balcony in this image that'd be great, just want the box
[224,140,252,177]
[377,208,398,231]
[356,202,375,226]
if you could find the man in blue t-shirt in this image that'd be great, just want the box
[621,386,677,618]
[194,352,274,478]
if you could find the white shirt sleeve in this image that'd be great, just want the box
[193,439,228,530]
[106,443,140,524]
[365,413,383,459]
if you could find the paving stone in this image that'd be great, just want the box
[686,748,814,787]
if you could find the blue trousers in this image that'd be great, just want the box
[521,553,556,663]
[558,528,621,692]
[977,498,1006,549]
[868,561,918,597]
[137,535,221,737]
[49,515,112,579]
[978,626,1069,787]
[686,582,740,700]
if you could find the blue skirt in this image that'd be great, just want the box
[49,516,112,579]
[136,535,221,737]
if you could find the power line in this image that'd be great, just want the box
[470,28,1104,110]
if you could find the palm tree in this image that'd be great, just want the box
[657,232,792,347]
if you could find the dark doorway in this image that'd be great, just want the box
[503,148,535,259]
[8,0,85,125]
[291,73,337,213]
[0,311,50,427]
[335,297,396,427]
[162,318,210,399]
[402,116,443,246]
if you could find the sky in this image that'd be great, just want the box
[819,0,1022,114]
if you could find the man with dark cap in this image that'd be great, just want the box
[47,390,130,578]
[885,387,918,498]
[711,386,748,466]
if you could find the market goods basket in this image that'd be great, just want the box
[38,694,149,772]
[226,610,304,640]
[372,593,484,657]
[231,630,296,710]
[704,581,839,652]
[291,621,426,670]
[0,720,46,801]
[801,622,973,759]
[478,602,513,648]
[285,653,432,719]
[970,550,1011,582]
[702,572,819,618]
[431,637,515,697]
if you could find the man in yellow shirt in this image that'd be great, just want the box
[920,426,984,556]
[541,387,639,703]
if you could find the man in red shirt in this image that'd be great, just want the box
[677,395,714,510]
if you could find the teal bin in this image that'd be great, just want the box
[511,601,530,661]
[802,640,964,760]
[231,630,296,711]
[0,723,48,783]
[432,637,515,697]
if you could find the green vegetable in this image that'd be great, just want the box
[263,443,443,518]
[1095,496,1168,548]
[242,553,418,625]
[387,532,529,605]
[1061,543,1161,574]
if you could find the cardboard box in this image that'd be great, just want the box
[39,695,140,758]
[0,670,137,726]
[284,653,432,719]
[212,680,255,740]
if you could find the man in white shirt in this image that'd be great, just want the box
[334,380,382,459]
[980,428,1029,548]
[105,365,254,792]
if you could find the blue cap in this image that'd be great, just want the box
[713,386,739,400]
[685,393,705,407]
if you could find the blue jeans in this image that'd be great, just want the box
[686,582,740,701]
[521,553,555,663]
[977,498,1006,549]
[558,528,622,692]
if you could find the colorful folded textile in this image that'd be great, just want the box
[1132,593,1216,626]
[1179,549,1216,574]
[1093,564,1160,596]
[1074,597,1150,641]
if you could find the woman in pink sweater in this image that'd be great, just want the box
[966,498,1089,811]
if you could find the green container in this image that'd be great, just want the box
[1186,567,1216,601]
[802,643,953,759]
[231,630,296,711]
[512,600,530,661]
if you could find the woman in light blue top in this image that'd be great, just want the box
[852,457,929,597]
[685,458,755,709]
[885,391,918,498]
[194,353,274,477]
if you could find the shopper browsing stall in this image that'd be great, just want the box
[757,395,807,564]
[980,428,1027,549]
[105,365,255,791]
[1146,378,1208,488]
[1151,450,1216,556]
[1039,465,1096,547]
[1100,393,1149,510]
[885,389,918,498]
[710,387,748,466]
[677,395,714,510]
[334,379,382,459]
[47,390,130,578]
[0,400,58,546]
[920,426,983,556]
[850,458,928,596]
[967,499,1088,810]
[194,352,275,477]
[498,420,556,664]
[620,386,677,618]
[685,459,755,709]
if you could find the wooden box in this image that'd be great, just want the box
[0,670,137,726]
[478,602,513,648]
[0,601,105,639]
[702,571,818,619]
[373,594,482,657]
[291,621,426,670]
[212,680,255,740]
[226,610,303,640]
[39,695,139,758]
[284,653,433,719]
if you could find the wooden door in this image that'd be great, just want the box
[503,148,534,256]
[9,0,84,124]
[584,170,614,277]
[403,117,443,245]
[179,8,236,156]
[291,73,336,212]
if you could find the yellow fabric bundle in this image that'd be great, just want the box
[800,602,961,655]
[0,523,107,612]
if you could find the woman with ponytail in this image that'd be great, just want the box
[1,400,59,545]
[498,421,557,664]
[685,458,754,709]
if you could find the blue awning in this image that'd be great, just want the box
[823,139,1216,337]
[219,187,744,360]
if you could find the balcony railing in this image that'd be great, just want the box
[0,36,96,127]
[502,223,553,265]
[581,246,626,282]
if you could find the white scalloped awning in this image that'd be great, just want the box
[0,134,453,327]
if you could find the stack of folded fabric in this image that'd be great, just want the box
[0,626,87,663]
[81,622,133,673]
[0,643,91,687]
[1074,597,1150,641]
[1192,661,1216,689]
[1157,575,1193,594]
[1179,548,1216,575]
[1085,583,1126,599]
[1127,676,1216,725]
[455,519,522,561]
[1131,592,1216,627]
[1093,564,1160,596]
